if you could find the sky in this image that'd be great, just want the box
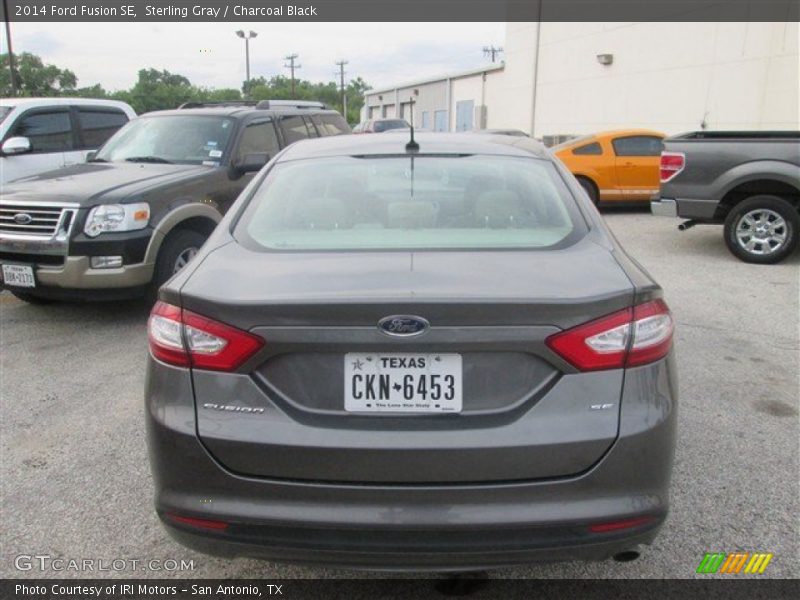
[4,22,506,92]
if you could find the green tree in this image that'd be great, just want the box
[0,52,77,96]
[245,74,369,124]
[121,68,195,113]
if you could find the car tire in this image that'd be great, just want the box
[9,291,54,304]
[723,195,799,264]
[147,229,208,305]
[577,177,599,206]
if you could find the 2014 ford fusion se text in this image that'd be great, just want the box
[144,132,678,570]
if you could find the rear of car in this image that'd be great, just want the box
[0,98,135,184]
[145,134,677,570]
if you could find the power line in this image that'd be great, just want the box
[283,53,301,99]
[335,60,348,119]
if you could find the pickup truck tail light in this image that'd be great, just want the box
[660,152,685,183]
[148,301,264,371]
[546,299,674,371]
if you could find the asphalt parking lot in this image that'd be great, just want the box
[1,209,798,581]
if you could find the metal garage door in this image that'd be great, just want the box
[455,100,474,131]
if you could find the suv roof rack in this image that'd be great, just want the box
[255,100,327,110]
[177,101,258,109]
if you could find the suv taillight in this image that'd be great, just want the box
[659,152,685,183]
[148,301,264,371]
[546,300,674,371]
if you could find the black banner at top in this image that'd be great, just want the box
[1,0,799,22]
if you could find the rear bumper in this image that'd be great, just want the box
[650,198,678,218]
[145,355,678,570]
[651,197,720,220]
[162,521,662,571]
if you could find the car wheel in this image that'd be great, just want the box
[9,291,54,304]
[723,195,799,264]
[147,229,208,304]
[577,177,599,206]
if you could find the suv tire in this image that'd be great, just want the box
[723,195,799,264]
[147,229,208,305]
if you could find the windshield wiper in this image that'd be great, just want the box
[124,156,173,164]
[88,157,108,163]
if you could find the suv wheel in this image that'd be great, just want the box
[724,195,799,264]
[147,229,208,304]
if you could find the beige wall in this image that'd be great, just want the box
[501,22,799,137]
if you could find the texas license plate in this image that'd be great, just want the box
[1,264,35,288]
[344,353,462,413]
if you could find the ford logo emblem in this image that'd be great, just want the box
[13,213,33,225]
[378,315,430,337]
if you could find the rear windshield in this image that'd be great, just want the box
[236,155,585,251]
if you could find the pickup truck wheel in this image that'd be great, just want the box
[577,177,599,205]
[147,229,208,304]
[724,195,799,264]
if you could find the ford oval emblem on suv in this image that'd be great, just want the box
[378,315,430,337]
[13,213,33,225]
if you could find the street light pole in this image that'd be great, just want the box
[236,30,257,96]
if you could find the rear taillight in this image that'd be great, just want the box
[546,299,674,371]
[659,151,685,182]
[148,301,264,371]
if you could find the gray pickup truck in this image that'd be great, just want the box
[651,131,800,264]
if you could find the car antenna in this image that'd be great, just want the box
[406,97,419,152]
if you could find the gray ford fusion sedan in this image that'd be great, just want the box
[145,132,677,570]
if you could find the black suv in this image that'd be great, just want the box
[0,100,350,303]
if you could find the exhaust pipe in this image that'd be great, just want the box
[678,220,699,231]
[613,550,641,562]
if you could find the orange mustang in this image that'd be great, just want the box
[553,129,665,205]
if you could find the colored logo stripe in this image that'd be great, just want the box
[697,553,726,573]
[745,553,773,574]
[696,552,773,574]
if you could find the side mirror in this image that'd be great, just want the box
[1,136,32,156]
[86,150,97,162]
[228,152,269,179]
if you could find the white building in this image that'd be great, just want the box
[364,22,799,141]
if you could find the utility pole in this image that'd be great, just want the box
[284,53,300,99]
[335,60,348,121]
[482,45,503,63]
[3,0,19,95]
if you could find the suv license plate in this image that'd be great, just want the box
[2,264,35,288]
[344,353,462,413]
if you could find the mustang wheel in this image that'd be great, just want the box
[724,195,799,264]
